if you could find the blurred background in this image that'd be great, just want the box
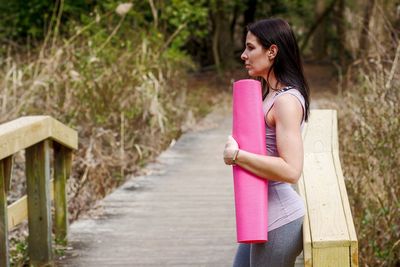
[0,0,399,266]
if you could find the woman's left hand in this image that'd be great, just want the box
[223,135,239,165]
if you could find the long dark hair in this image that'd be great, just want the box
[247,18,310,121]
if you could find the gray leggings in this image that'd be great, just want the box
[232,217,304,267]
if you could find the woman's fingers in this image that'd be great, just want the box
[227,135,238,149]
[223,135,239,165]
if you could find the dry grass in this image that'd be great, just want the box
[336,32,400,267]
[1,36,189,211]
[302,16,399,266]
[1,6,225,265]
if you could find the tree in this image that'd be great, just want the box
[335,0,346,68]
[312,0,328,60]
[358,0,376,58]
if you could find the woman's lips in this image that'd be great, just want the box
[245,64,251,69]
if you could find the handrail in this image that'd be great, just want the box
[0,116,78,267]
[297,109,358,267]
[0,116,78,160]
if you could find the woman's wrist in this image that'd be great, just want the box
[232,149,240,165]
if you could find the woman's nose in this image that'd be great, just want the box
[240,51,247,61]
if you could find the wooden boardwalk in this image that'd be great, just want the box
[58,106,304,267]
[58,107,238,266]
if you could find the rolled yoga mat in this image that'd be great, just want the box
[232,79,268,243]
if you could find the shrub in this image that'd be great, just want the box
[338,44,400,266]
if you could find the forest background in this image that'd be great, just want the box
[0,0,399,266]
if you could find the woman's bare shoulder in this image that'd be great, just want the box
[273,94,303,125]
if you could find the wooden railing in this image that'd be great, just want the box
[0,116,78,267]
[297,110,358,266]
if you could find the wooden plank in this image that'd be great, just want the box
[313,246,350,267]
[303,152,350,247]
[0,160,10,267]
[333,152,359,266]
[0,117,48,160]
[26,140,53,266]
[56,111,238,266]
[331,111,359,266]
[48,117,78,151]
[350,244,359,267]
[303,110,335,153]
[298,174,312,267]
[299,110,359,266]
[0,116,77,160]
[7,180,55,230]
[295,252,304,267]
[303,110,350,248]
[7,195,28,230]
[54,143,72,245]
[298,121,312,267]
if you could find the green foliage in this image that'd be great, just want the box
[8,234,69,265]
[0,0,209,50]
[161,0,209,49]
[0,0,97,42]
[0,0,55,40]
[9,237,28,267]
[0,0,324,67]
[255,0,315,40]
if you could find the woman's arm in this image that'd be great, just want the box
[223,94,304,184]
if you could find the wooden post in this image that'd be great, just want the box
[300,110,359,267]
[3,156,13,193]
[54,143,72,245]
[26,140,53,266]
[0,159,10,267]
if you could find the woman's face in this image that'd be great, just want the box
[241,32,274,77]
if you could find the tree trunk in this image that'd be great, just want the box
[219,10,235,69]
[230,2,239,43]
[358,0,376,58]
[312,0,328,60]
[210,0,237,72]
[242,0,257,47]
[300,0,337,54]
[335,0,346,67]
[212,12,221,73]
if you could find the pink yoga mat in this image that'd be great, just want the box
[232,79,268,243]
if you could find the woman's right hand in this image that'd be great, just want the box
[223,135,239,165]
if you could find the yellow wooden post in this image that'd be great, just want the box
[0,160,10,267]
[54,143,72,245]
[299,110,359,267]
[26,140,53,266]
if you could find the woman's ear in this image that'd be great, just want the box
[268,44,278,59]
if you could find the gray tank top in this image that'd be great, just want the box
[262,87,306,231]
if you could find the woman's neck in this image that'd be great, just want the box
[263,70,285,91]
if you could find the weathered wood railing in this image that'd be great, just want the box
[297,110,358,266]
[0,116,77,267]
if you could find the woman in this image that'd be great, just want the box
[223,18,310,267]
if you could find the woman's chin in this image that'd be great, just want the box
[247,70,257,77]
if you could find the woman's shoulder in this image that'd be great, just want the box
[274,87,305,107]
[273,88,305,124]
[272,94,304,127]
[274,93,303,112]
